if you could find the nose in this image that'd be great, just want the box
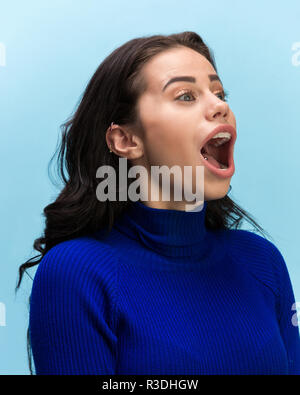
[206,95,229,121]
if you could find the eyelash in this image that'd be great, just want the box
[175,89,229,103]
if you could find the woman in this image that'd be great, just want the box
[16,31,300,375]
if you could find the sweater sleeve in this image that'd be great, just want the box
[270,244,300,374]
[29,238,118,375]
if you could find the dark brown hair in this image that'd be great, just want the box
[15,31,271,374]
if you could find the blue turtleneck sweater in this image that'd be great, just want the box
[29,200,300,375]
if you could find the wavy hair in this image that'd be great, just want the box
[15,31,271,374]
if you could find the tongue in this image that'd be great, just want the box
[203,153,222,169]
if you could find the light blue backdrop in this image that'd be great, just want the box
[0,0,299,374]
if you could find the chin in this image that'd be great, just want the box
[203,180,231,201]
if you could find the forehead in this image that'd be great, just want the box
[141,46,217,92]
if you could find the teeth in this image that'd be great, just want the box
[210,132,231,147]
[212,131,231,139]
[220,163,228,170]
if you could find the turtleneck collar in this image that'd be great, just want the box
[113,200,217,258]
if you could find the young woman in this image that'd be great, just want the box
[17,31,300,375]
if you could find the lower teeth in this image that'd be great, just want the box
[220,163,228,170]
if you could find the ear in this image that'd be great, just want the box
[106,123,144,159]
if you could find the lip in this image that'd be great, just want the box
[199,124,237,179]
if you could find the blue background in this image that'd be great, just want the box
[0,0,299,374]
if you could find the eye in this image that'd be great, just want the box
[175,89,196,102]
[175,89,230,103]
[217,89,230,102]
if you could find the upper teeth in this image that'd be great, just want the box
[210,131,231,147]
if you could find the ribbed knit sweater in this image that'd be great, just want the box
[29,200,300,375]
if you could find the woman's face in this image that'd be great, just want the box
[118,46,237,209]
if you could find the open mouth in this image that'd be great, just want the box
[200,133,231,170]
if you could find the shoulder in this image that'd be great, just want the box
[39,235,117,271]
[225,228,287,297]
[32,235,119,302]
[29,236,120,348]
[225,228,282,261]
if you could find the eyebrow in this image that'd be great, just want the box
[162,74,222,92]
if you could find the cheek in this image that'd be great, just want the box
[138,97,196,165]
[146,126,194,168]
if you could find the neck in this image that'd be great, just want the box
[137,198,205,212]
[113,199,218,258]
